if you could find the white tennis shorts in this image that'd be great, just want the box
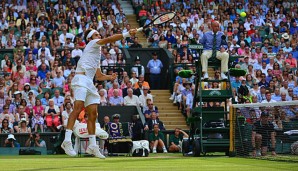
[72,74,100,107]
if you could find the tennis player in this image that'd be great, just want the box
[61,28,137,158]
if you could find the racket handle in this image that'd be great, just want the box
[137,27,143,32]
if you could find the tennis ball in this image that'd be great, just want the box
[240,12,246,18]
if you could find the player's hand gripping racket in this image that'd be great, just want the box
[137,12,176,32]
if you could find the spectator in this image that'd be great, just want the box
[52,89,64,108]
[108,82,123,99]
[52,69,65,88]
[148,124,167,153]
[44,99,60,132]
[4,134,20,148]
[139,86,153,108]
[62,102,73,128]
[144,111,165,131]
[71,43,83,65]
[25,133,46,148]
[17,118,31,133]
[109,89,124,106]
[0,118,13,134]
[134,74,149,89]
[261,92,277,103]
[32,99,44,133]
[124,88,139,106]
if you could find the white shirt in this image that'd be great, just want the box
[53,76,65,88]
[124,95,140,106]
[38,47,53,61]
[71,48,83,58]
[75,39,101,80]
[36,59,50,68]
[101,59,115,66]
[261,99,277,103]
[139,94,153,107]
[59,33,75,44]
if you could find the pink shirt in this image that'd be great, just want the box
[108,88,123,99]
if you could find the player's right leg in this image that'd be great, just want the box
[61,87,86,157]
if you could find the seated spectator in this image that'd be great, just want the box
[134,74,149,89]
[109,89,124,106]
[62,102,73,128]
[108,82,123,99]
[52,89,64,108]
[52,69,65,88]
[44,99,61,132]
[129,72,139,86]
[138,86,153,109]
[144,100,159,120]
[144,111,165,131]
[185,89,195,118]
[122,81,134,97]
[4,134,20,148]
[18,118,31,133]
[124,88,139,106]
[98,89,108,106]
[25,133,46,148]
[169,128,189,153]
[0,118,13,133]
[41,92,51,107]
[261,92,277,103]
[37,64,49,80]
[148,124,167,153]
[106,114,128,138]
[32,99,44,133]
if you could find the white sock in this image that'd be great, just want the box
[65,129,73,141]
[89,135,96,146]
[163,146,167,150]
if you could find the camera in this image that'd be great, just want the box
[31,133,37,140]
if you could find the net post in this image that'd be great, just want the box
[229,106,236,156]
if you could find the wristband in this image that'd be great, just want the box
[122,32,131,38]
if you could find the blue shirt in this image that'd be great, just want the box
[37,70,48,80]
[200,31,226,50]
[271,94,281,101]
[272,46,280,53]
[293,86,298,96]
[147,59,163,74]
[109,96,124,106]
[289,26,298,35]
[231,80,241,91]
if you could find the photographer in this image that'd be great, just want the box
[25,133,46,148]
[4,134,20,148]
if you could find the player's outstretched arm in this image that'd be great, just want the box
[96,29,137,45]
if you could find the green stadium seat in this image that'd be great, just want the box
[42,88,51,94]
[36,94,44,100]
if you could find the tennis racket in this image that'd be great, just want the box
[137,12,176,32]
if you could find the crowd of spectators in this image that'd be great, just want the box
[133,0,298,126]
[0,0,167,135]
